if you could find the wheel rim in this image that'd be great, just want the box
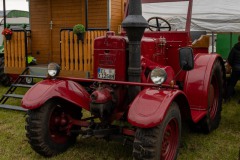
[25,77,33,84]
[208,74,219,120]
[161,118,179,159]
[49,105,72,144]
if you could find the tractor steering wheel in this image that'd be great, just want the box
[147,17,171,31]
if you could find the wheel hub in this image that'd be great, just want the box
[161,119,179,159]
[50,110,72,144]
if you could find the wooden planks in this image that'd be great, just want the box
[60,30,106,77]
[88,0,108,29]
[29,0,125,65]
[192,35,210,48]
[111,0,125,33]
[50,0,83,64]
[30,0,50,64]
[4,31,27,74]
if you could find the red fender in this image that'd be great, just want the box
[21,79,90,110]
[128,88,188,128]
[184,53,223,123]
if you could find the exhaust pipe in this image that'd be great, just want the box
[122,0,148,100]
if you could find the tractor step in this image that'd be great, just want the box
[11,84,34,88]
[0,104,27,111]
[0,67,47,111]
[3,94,24,99]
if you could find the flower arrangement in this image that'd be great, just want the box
[2,28,13,40]
[73,24,86,41]
[73,24,86,34]
[2,28,12,36]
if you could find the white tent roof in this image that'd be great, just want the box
[0,17,29,25]
[142,0,240,32]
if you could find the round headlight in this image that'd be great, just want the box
[48,63,60,77]
[150,68,167,85]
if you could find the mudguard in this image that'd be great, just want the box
[184,53,223,123]
[21,79,90,110]
[128,88,188,128]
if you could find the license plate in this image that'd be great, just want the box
[98,68,115,80]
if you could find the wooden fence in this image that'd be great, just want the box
[4,30,106,76]
[4,31,28,74]
[60,30,106,77]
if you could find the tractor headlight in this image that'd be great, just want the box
[150,68,167,85]
[48,63,60,77]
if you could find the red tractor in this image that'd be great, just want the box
[22,0,225,159]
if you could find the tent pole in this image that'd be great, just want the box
[211,32,214,53]
[185,0,193,32]
[3,0,6,28]
[107,0,111,30]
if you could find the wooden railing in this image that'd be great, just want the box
[60,30,106,78]
[4,30,30,74]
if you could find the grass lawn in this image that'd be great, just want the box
[0,83,239,160]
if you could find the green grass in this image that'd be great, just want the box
[0,83,239,160]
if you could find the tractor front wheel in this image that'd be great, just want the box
[133,102,181,160]
[26,99,82,157]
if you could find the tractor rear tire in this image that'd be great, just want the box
[0,57,4,82]
[199,59,223,133]
[0,67,4,78]
[0,74,11,86]
[0,57,11,86]
[190,60,225,134]
[133,102,181,160]
[26,99,82,157]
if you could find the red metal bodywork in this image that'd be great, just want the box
[142,31,191,82]
[21,79,90,110]
[22,0,226,158]
[184,53,222,123]
[94,35,128,81]
[22,0,223,129]
[128,88,188,128]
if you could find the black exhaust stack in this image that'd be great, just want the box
[122,0,148,100]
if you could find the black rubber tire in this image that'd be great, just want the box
[0,57,5,80]
[26,99,82,157]
[199,59,223,133]
[133,102,181,160]
[0,74,11,86]
[25,77,34,85]
[0,68,4,78]
[0,57,11,86]
[0,57,4,67]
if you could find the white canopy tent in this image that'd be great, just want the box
[142,0,240,32]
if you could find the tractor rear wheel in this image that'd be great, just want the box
[200,59,223,133]
[26,99,82,157]
[0,57,11,86]
[0,74,11,86]
[133,102,181,160]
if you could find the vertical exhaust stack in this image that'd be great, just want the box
[122,0,148,100]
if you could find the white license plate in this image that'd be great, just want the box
[98,68,115,80]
